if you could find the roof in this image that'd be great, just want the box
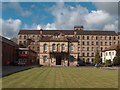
[102,44,120,52]
[18,30,74,35]
[0,36,18,47]
[76,30,117,36]
[118,32,120,35]
[18,30,117,36]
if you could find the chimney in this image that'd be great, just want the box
[40,29,43,35]
[74,26,84,30]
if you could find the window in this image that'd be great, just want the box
[114,42,116,45]
[87,36,89,39]
[19,35,22,39]
[91,58,94,63]
[106,52,108,56]
[112,52,114,55]
[105,36,107,40]
[96,36,98,40]
[92,53,94,57]
[86,58,89,63]
[82,47,85,51]
[91,41,94,45]
[114,37,116,40]
[101,42,103,45]
[87,41,89,45]
[109,36,111,40]
[33,47,35,50]
[109,52,111,56]
[91,36,94,40]
[78,36,80,39]
[82,53,85,56]
[87,47,89,51]
[78,47,80,52]
[101,47,103,51]
[37,47,39,51]
[109,42,111,45]
[24,36,26,39]
[43,56,47,63]
[19,41,22,44]
[24,41,26,45]
[82,36,85,40]
[61,44,65,51]
[52,44,56,52]
[92,47,94,51]
[96,42,98,45]
[70,44,74,52]
[82,41,85,45]
[105,42,107,45]
[87,53,89,56]
[43,44,47,52]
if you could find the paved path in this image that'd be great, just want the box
[2,65,39,77]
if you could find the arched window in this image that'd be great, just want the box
[61,44,65,51]
[57,44,60,52]
[52,44,56,52]
[70,44,74,52]
[43,44,47,52]
[43,56,47,63]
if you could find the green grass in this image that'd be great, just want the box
[2,67,118,88]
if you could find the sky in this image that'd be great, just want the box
[0,1,119,39]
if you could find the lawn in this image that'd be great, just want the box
[2,67,118,88]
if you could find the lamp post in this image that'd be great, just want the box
[67,39,70,66]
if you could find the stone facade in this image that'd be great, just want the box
[17,26,120,66]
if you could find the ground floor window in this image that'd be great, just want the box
[43,56,47,63]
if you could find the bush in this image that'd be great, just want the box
[113,56,120,66]
[105,60,112,67]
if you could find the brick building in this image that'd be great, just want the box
[0,36,18,66]
[17,26,120,66]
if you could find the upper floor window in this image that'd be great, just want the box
[52,44,56,52]
[24,36,26,39]
[109,42,111,45]
[82,36,85,40]
[91,41,94,45]
[61,44,65,51]
[87,47,89,51]
[78,36,80,39]
[105,42,107,45]
[43,44,47,52]
[87,36,89,40]
[96,36,98,40]
[96,42,98,45]
[87,41,89,45]
[105,36,107,40]
[109,36,111,40]
[70,44,74,52]
[114,37,116,40]
[24,41,26,45]
[37,47,40,51]
[19,35,22,39]
[91,36,94,40]
[19,41,22,44]
[82,41,85,45]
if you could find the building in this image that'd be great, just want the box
[0,36,18,66]
[17,47,37,65]
[17,26,119,66]
[102,44,120,63]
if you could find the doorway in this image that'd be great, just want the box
[56,55,61,65]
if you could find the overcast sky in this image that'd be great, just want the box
[0,1,119,39]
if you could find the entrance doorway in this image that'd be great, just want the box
[56,55,61,65]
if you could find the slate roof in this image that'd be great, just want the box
[18,30,117,36]
[102,44,120,52]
